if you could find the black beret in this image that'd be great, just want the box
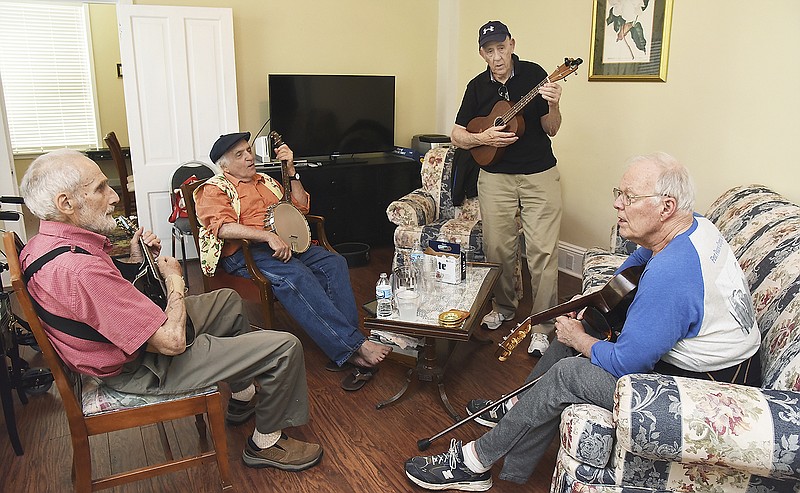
[209,131,251,163]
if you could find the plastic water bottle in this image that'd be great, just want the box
[376,273,392,318]
[410,240,425,274]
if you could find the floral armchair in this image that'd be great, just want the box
[552,185,800,493]
[386,146,522,299]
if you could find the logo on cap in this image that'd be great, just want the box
[483,26,494,35]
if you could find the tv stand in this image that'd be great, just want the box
[260,155,420,246]
[326,156,368,165]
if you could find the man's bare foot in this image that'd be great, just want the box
[349,340,392,367]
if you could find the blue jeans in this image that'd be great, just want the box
[220,244,365,366]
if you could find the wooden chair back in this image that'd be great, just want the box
[3,232,232,492]
[182,178,276,327]
[103,131,135,218]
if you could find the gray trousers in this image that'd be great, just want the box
[102,288,309,434]
[474,339,617,483]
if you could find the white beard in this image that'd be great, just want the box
[77,208,117,235]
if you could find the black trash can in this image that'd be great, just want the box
[334,242,370,268]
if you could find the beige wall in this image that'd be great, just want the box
[133,0,441,150]
[454,1,800,249]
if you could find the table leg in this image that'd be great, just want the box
[375,368,414,410]
[437,378,461,422]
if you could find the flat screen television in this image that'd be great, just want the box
[268,74,395,162]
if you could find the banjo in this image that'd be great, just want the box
[263,131,311,253]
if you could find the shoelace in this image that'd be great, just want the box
[430,439,460,470]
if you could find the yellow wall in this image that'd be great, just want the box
[454,1,800,249]
[133,0,441,150]
[89,3,128,147]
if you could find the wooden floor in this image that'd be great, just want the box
[0,246,581,493]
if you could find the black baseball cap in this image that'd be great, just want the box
[478,20,511,48]
[209,131,250,163]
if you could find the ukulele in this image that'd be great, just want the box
[467,57,582,167]
[263,131,311,253]
[495,264,643,361]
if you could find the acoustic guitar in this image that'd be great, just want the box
[495,264,643,362]
[263,131,312,253]
[467,57,582,167]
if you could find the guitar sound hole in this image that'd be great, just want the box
[493,117,505,127]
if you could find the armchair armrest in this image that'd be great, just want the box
[307,214,335,252]
[615,373,800,481]
[559,403,616,469]
[386,189,437,227]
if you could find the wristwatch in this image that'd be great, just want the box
[290,172,300,181]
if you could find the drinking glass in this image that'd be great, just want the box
[396,290,421,321]
[462,245,476,283]
[392,265,420,321]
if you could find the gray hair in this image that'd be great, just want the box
[20,149,86,220]
[215,154,229,170]
[627,152,695,212]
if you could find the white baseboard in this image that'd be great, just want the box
[558,241,585,279]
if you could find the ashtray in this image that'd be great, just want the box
[438,309,469,327]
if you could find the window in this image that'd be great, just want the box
[0,2,99,153]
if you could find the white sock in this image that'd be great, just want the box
[251,429,281,449]
[231,384,256,402]
[461,441,491,473]
[505,398,516,410]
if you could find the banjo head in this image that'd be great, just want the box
[266,202,311,253]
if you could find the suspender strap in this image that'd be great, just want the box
[23,246,113,344]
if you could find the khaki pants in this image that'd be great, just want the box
[103,288,309,434]
[478,167,562,335]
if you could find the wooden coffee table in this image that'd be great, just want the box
[364,262,500,421]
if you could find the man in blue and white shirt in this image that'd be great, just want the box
[404,152,761,491]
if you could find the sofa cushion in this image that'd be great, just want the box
[615,374,800,481]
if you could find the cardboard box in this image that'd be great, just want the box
[426,240,465,284]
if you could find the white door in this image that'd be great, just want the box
[117,4,238,258]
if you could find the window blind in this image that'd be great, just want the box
[0,2,99,153]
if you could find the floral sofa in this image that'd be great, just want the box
[551,185,800,493]
[386,146,522,299]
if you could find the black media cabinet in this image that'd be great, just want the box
[259,155,421,247]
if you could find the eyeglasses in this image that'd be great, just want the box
[612,187,667,206]
[498,85,509,101]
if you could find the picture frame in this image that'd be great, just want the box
[588,0,674,82]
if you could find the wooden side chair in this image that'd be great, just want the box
[181,178,334,328]
[103,131,136,218]
[3,232,232,492]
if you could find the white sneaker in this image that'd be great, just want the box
[482,311,511,330]
[527,332,550,356]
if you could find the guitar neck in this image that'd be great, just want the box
[528,291,602,327]
[500,77,549,125]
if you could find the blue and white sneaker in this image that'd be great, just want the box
[404,439,492,491]
[466,399,508,428]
